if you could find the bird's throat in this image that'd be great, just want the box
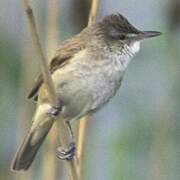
[129,41,141,54]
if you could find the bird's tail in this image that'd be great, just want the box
[11,109,54,171]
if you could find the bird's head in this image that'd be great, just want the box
[98,14,161,54]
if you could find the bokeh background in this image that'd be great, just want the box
[0,0,180,179]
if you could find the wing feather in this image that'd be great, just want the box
[28,33,86,99]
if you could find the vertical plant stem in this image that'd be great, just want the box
[77,116,88,179]
[41,0,60,180]
[23,1,78,179]
[23,0,57,105]
[46,0,59,61]
[88,0,100,26]
[77,0,100,179]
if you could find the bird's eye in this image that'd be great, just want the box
[119,34,126,40]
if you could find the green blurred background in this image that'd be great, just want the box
[0,0,180,179]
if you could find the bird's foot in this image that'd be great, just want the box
[56,142,76,160]
[49,103,62,117]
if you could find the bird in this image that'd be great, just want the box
[11,13,161,171]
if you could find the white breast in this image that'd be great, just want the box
[129,41,140,54]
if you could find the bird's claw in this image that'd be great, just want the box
[56,142,76,160]
[48,104,62,117]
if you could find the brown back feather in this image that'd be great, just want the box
[28,33,86,99]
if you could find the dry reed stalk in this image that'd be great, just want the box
[23,0,78,179]
[77,0,100,179]
[41,1,60,180]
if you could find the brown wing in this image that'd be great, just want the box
[27,74,43,99]
[28,33,86,100]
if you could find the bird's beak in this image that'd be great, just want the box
[138,31,162,40]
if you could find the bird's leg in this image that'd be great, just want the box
[48,99,76,160]
[56,121,76,160]
[66,120,75,141]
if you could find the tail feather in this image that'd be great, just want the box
[11,122,53,171]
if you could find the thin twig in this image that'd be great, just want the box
[88,0,100,26]
[23,1,78,179]
[77,0,100,179]
[46,0,59,61]
[23,0,57,105]
[76,116,88,179]
[41,1,60,179]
